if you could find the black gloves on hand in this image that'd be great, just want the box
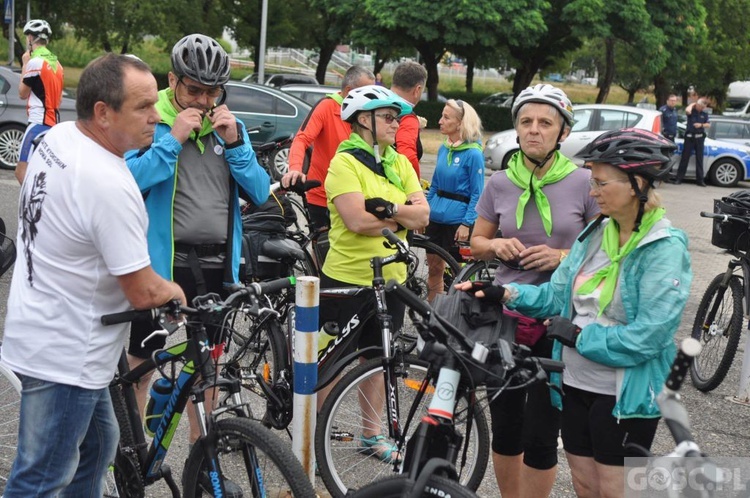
[546,316,581,348]
[476,283,506,305]
[365,197,395,219]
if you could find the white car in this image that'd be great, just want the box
[483,104,663,170]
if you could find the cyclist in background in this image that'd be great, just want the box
[390,60,428,178]
[2,53,185,498]
[281,65,375,230]
[125,34,269,454]
[320,85,429,462]
[15,19,64,184]
[470,84,599,498]
[425,98,484,302]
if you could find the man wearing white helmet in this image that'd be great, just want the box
[470,84,599,498]
[15,19,64,184]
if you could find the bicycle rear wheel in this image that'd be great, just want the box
[315,356,489,497]
[348,475,478,497]
[182,417,315,497]
[0,348,21,495]
[690,273,744,392]
[454,259,500,284]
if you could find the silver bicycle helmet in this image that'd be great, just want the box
[23,19,51,40]
[171,34,231,87]
[340,85,412,123]
[512,84,574,126]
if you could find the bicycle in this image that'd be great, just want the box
[100,277,315,497]
[690,200,750,392]
[328,280,564,498]
[626,337,732,498]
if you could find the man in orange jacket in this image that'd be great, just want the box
[390,61,427,179]
[281,65,375,230]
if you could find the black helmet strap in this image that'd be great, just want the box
[627,174,651,232]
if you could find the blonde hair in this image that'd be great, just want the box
[445,99,483,142]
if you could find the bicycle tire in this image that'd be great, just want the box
[287,194,311,234]
[454,259,500,285]
[182,417,315,497]
[348,475,478,498]
[408,237,461,299]
[0,346,21,496]
[225,315,289,423]
[315,356,489,497]
[105,382,144,498]
[690,273,744,392]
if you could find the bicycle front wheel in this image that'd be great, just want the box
[182,417,315,497]
[407,236,461,299]
[315,356,489,497]
[226,314,289,423]
[348,475,478,498]
[0,356,21,495]
[0,353,21,495]
[690,273,744,392]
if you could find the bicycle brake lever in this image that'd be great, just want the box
[140,328,171,349]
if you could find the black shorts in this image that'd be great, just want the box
[319,272,405,361]
[128,266,228,359]
[488,337,560,470]
[308,204,330,231]
[425,221,465,261]
[561,384,660,466]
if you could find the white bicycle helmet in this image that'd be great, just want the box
[511,84,574,126]
[171,34,231,87]
[23,19,51,40]
[340,85,412,123]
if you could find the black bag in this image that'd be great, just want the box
[241,191,297,228]
[0,217,16,279]
[431,291,516,349]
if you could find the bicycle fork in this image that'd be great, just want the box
[704,263,741,336]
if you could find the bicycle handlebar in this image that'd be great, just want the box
[270,179,321,196]
[657,338,702,452]
[700,211,750,225]
[101,276,296,327]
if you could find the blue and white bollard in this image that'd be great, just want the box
[292,276,319,483]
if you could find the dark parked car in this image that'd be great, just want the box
[225,81,312,180]
[0,65,77,170]
[241,72,318,88]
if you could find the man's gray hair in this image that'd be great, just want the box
[342,65,375,91]
[76,53,152,121]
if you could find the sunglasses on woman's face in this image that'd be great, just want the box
[374,113,399,124]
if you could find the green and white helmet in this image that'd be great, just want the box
[340,85,412,123]
[512,84,574,126]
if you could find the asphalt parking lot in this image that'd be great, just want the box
[1,161,750,496]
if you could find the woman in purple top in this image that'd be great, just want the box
[470,84,600,498]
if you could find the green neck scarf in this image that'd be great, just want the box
[444,140,482,168]
[576,207,665,316]
[31,46,59,72]
[327,92,344,104]
[337,132,404,191]
[155,88,215,153]
[506,152,577,236]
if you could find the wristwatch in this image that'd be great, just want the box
[392,203,399,216]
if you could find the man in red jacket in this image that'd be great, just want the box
[281,65,375,230]
[390,61,428,179]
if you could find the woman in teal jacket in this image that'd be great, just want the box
[458,129,692,498]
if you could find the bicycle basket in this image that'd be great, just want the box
[0,217,16,279]
[711,198,750,251]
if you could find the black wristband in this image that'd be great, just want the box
[224,135,244,149]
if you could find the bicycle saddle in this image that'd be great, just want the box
[261,238,305,262]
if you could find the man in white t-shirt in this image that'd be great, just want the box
[2,53,186,498]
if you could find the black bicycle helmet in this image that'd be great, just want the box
[724,190,750,210]
[575,128,676,180]
[576,128,676,237]
[171,34,231,87]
